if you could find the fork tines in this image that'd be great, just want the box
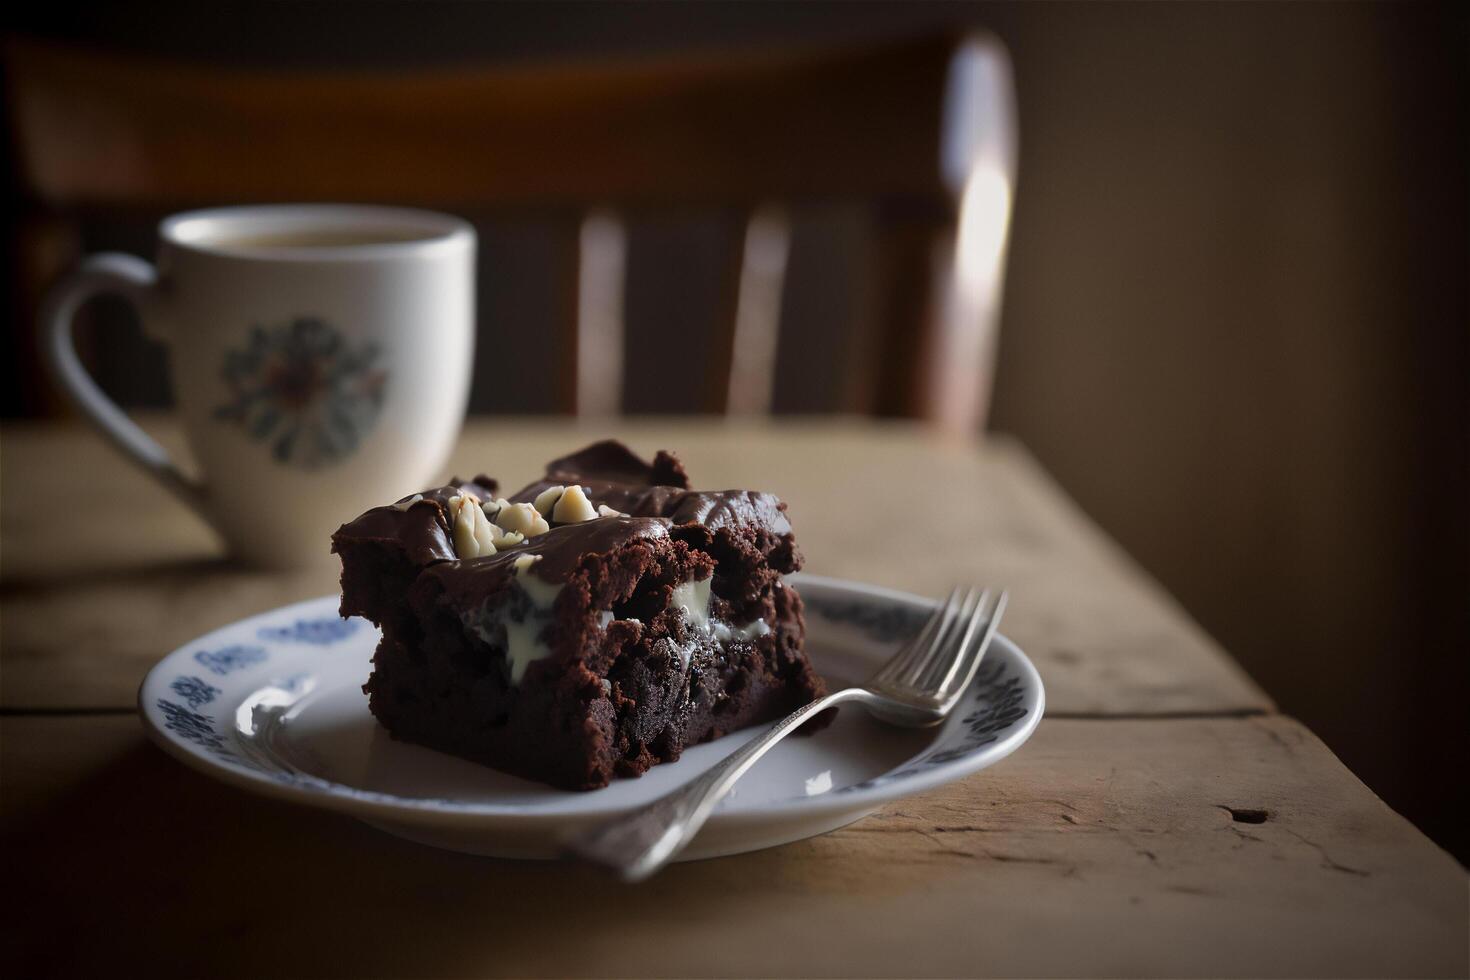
[872,586,1008,705]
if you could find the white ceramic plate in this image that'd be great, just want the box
[140,574,1045,859]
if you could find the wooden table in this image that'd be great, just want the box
[2,418,1464,978]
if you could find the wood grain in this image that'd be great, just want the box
[0,418,1267,715]
[1,714,1462,978]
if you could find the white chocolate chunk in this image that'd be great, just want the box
[447,493,497,559]
[462,555,558,685]
[533,485,566,517]
[494,501,550,538]
[552,485,598,523]
[597,504,627,519]
[671,577,713,632]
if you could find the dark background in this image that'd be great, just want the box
[5,2,1467,862]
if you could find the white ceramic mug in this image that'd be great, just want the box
[41,204,475,567]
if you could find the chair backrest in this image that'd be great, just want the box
[5,32,1016,430]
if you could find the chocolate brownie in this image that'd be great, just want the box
[331,441,828,790]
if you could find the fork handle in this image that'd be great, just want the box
[563,686,870,880]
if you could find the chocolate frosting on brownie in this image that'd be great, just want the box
[542,441,690,490]
[333,478,496,566]
[332,440,795,585]
[426,516,672,596]
[511,441,793,539]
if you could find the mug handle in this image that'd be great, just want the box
[40,253,207,514]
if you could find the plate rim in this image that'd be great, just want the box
[139,574,1045,827]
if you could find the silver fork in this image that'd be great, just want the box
[564,586,1008,881]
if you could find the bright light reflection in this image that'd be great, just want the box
[932,165,1013,431]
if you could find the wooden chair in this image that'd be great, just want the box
[5,33,1016,430]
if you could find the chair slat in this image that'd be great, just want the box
[575,210,626,417]
[725,206,791,417]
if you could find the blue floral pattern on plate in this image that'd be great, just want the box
[169,675,222,708]
[155,699,226,750]
[258,616,359,645]
[194,645,268,677]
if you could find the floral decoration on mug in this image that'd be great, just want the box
[213,316,388,469]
